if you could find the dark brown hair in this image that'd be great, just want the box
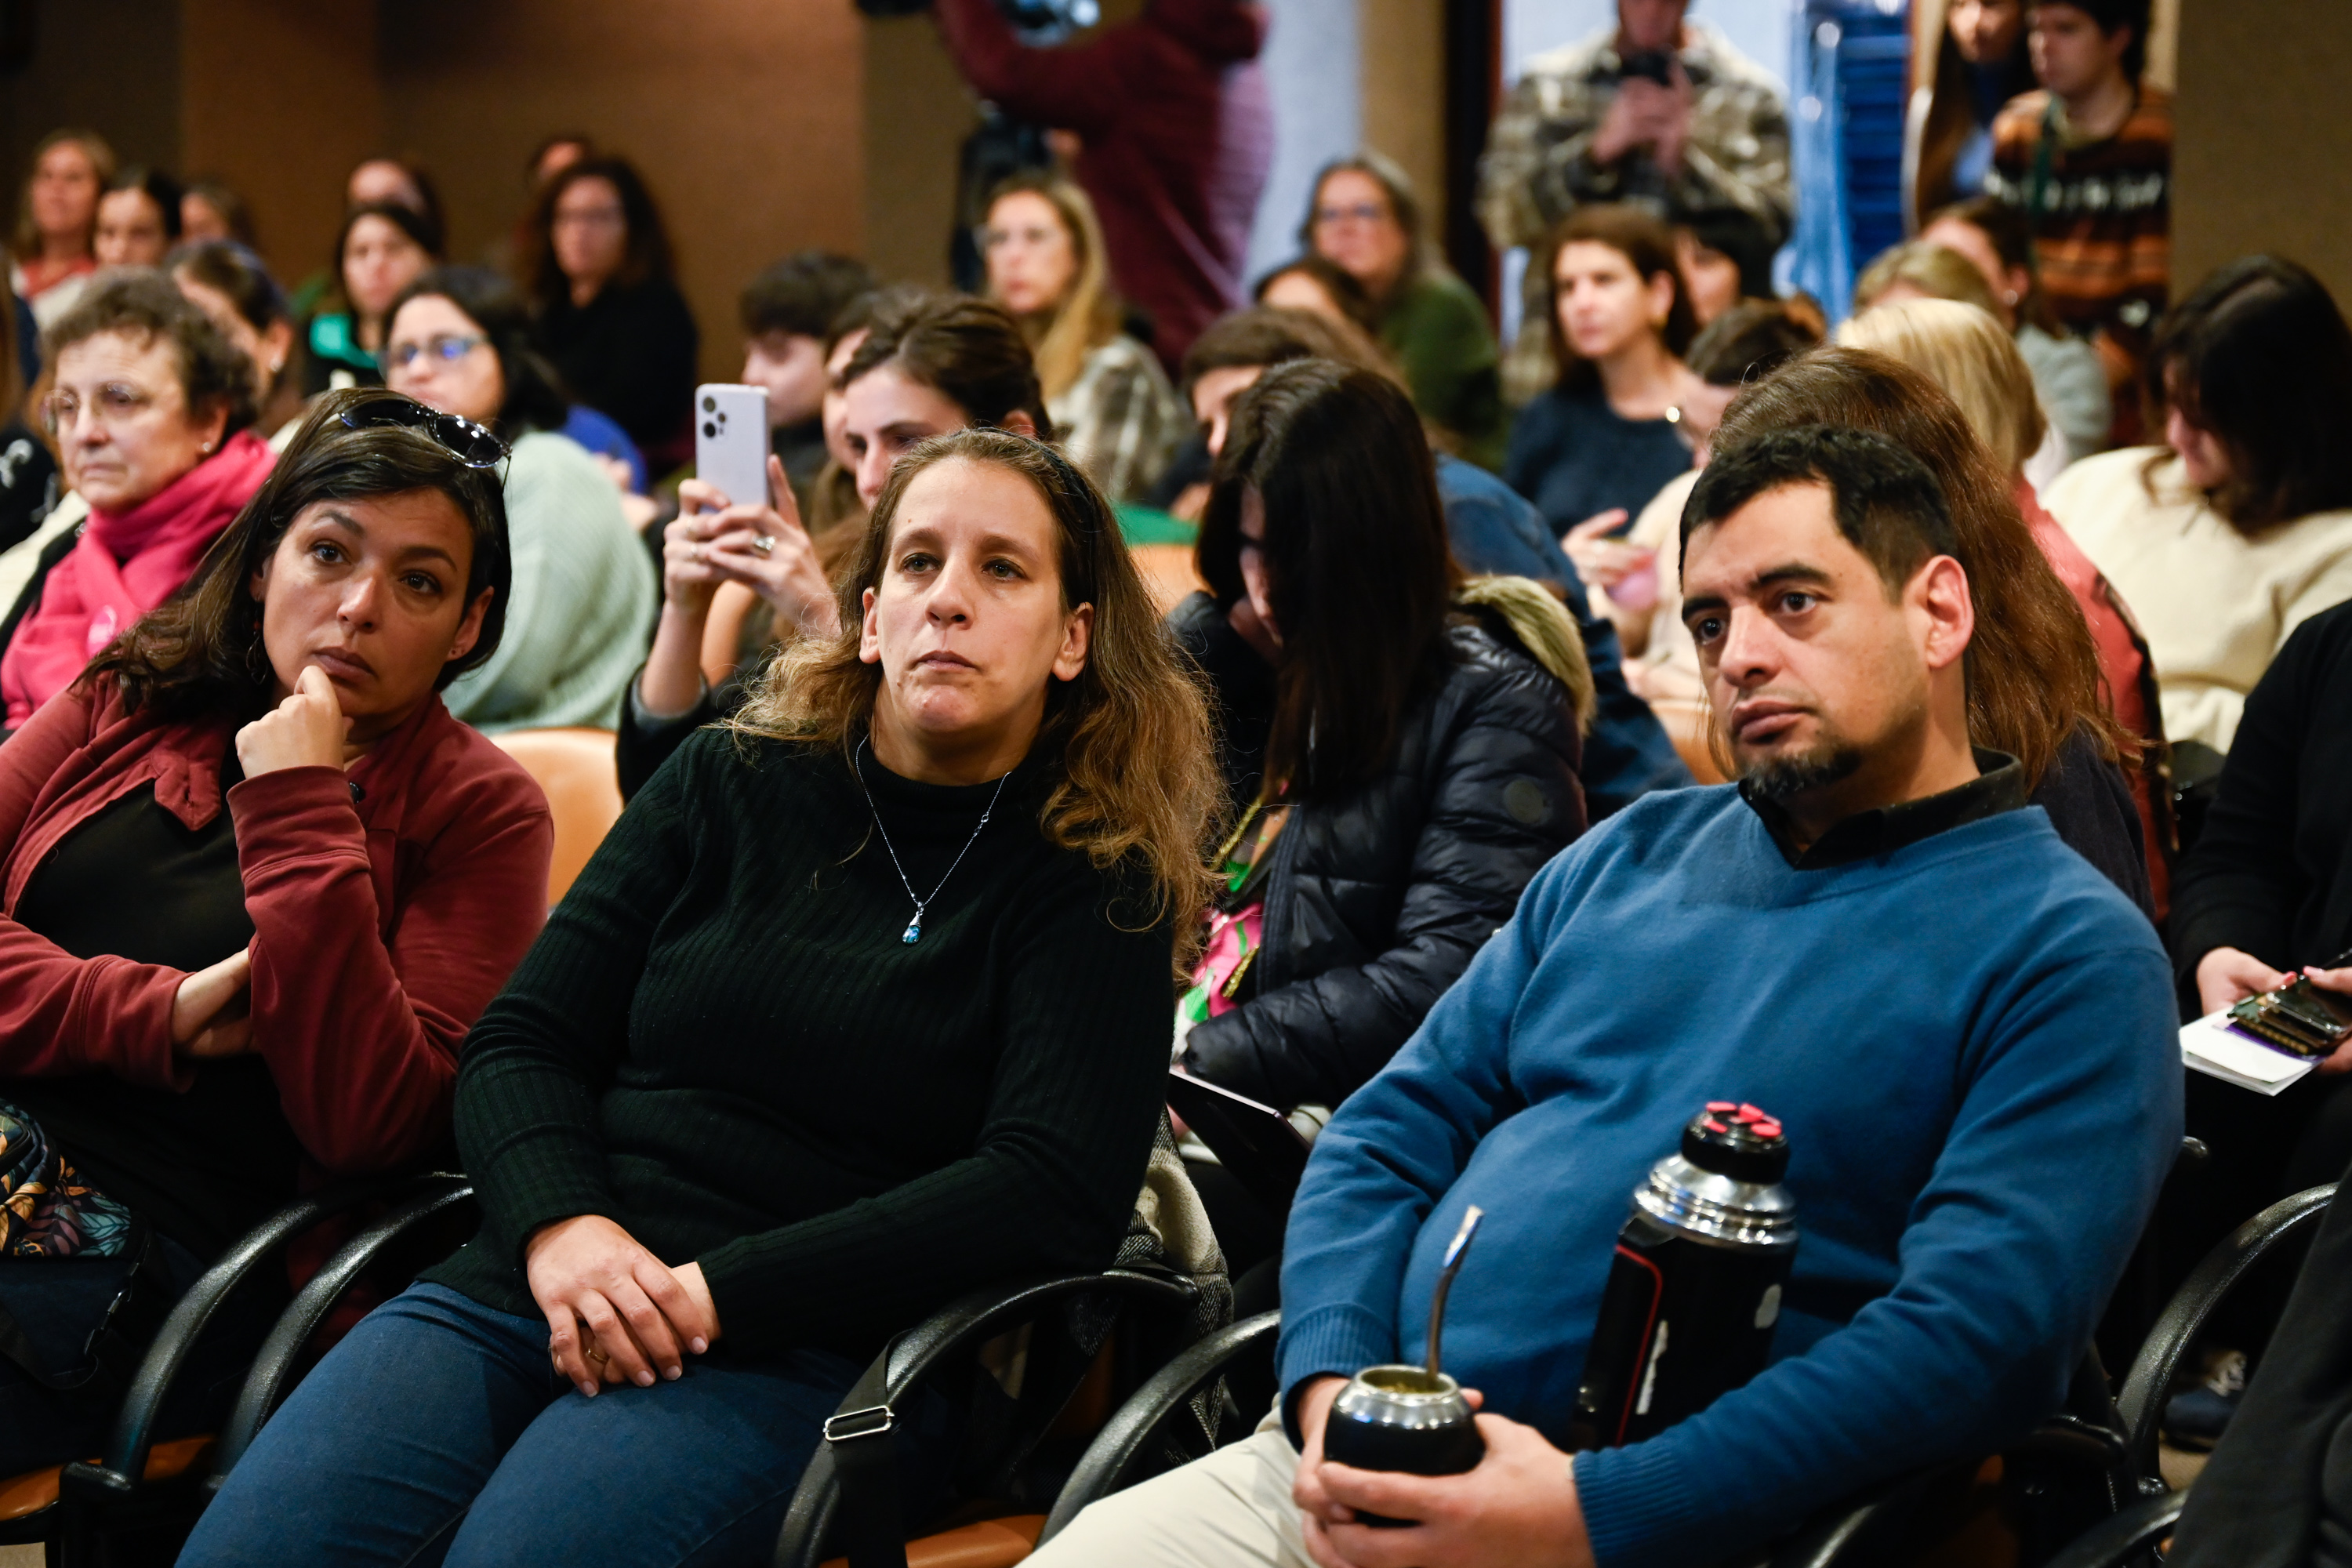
[1912,27,2034,225]
[42,269,259,440]
[328,201,445,325]
[528,157,677,307]
[1200,359,1461,801]
[841,293,1050,435]
[1181,306,1399,394]
[84,388,511,720]
[1712,346,2132,786]
[728,427,1219,963]
[1539,204,1697,395]
[1926,195,2066,336]
[1251,255,1384,340]
[2148,255,2352,535]
[1686,299,1822,387]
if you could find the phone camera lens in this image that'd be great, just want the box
[702,421,717,438]
[702,395,716,412]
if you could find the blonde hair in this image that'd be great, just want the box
[1838,299,2048,477]
[985,175,1123,405]
[1852,240,2004,321]
[728,428,1220,967]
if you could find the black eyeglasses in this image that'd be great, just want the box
[338,396,509,470]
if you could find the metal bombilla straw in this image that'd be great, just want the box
[1425,1205,1484,1381]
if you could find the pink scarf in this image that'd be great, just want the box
[2,429,275,726]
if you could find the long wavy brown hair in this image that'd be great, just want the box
[1713,347,2135,787]
[727,426,1220,965]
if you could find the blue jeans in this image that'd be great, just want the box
[180,1283,954,1568]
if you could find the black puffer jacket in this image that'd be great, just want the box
[1171,589,1588,1109]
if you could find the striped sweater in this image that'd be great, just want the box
[1988,85,2172,445]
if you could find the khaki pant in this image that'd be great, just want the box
[1026,1425,1312,1568]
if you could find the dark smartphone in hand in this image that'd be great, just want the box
[1619,49,1675,86]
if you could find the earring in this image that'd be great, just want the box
[243,622,270,684]
[201,440,215,453]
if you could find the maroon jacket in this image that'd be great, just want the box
[935,0,1273,369]
[0,678,553,1175]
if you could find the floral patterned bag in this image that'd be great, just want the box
[0,1098,169,1395]
[0,1099,136,1258]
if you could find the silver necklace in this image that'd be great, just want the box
[855,739,1011,945]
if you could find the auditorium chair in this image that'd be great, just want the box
[0,1171,472,1566]
[488,727,626,905]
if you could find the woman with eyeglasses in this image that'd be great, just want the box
[528,157,699,474]
[981,174,1182,502]
[303,202,443,396]
[4,270,275,730]
[0,388,552,1476]
[382,267,655,733]
[1300,152,1506,471]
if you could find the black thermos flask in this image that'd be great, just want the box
[1570,1102,1799,1451]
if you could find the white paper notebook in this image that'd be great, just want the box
[2181,1011,2320,1096]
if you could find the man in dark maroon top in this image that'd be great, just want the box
[933,0,1273,371]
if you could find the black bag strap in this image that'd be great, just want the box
[0,1222,173,1396]
[823,1341,909,1568]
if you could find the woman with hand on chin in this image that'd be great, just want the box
[619,291,1047,797]
[0,389,550,1474]
[185,426,1220,1568]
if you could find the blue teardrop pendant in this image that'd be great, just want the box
[902,911,924,945]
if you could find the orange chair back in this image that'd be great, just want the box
[489,728,626,906]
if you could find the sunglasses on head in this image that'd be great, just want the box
[337,396,509,470]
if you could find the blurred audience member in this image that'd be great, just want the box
[1674,209,1779,326]
[528,134,594,194]
[1923,195,2111,466]
[2048,256,2352,756]
[0,391,550,1475]
[9,130,114,330]
[1174,360,1585,1192]
[932,0,1273,368]
[346,156,445,233]
[384,267,655,733]
[1299,153,1506,469]
[303,203,442,396]
[1252,256,1381,339]
[179,178,256,249]
[93,167,183,270]
[169,240,306,444]
[1842,297,2169,908]
[1907,0,2035,223]
[1508,205,1700,543]
[618,292,1046,797]
[1479,0,1791,398]
[738,250,876,503]
[1577,300,1820,720]
[983,174,1183,501]
[8,272,270,729]
[0,286,57,555]
[1180,306,1689,817]
[529,157,699,473]
[1715,347,2151,908]
[1989,0,2168,445]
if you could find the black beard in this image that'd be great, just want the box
[1738,739,1866,801]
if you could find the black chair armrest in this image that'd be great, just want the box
[58,1170,467,1510]
[1038,1308,1279,1544]
[2114,1181,2336,1476]
[2042,1488,2185,1568]
[772,1269,1200,1568]
[1758,1456,1981,1568]
[204,1178,477,1486]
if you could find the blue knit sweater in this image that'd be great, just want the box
[1276,782,2180,1566]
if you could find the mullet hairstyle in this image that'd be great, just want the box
[727,426,1220,968]
[1540,204,1697,396]
[527,157,677,310]
[2148,255,2352,535]
[85,388,512,721]
[984,173,1123,405]
[1685,423,1960,592]
[841,293,1051,435]
[1711,346,2132,787]
[1197,358,1461,802]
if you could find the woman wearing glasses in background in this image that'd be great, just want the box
[382,267,655,733]
[4,271,276,731]
[0,389,551,1479]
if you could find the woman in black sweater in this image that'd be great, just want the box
[184,429,1221,1568]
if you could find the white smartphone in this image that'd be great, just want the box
[692,383,771,513]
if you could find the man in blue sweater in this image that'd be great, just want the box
[1032,425,2180,1567]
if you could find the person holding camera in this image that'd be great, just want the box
[1479,0,1792,402]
